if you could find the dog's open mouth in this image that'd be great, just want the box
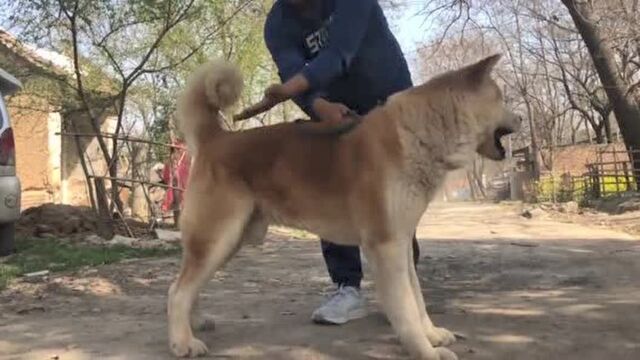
[494,126,514,158]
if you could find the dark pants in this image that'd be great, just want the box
[321,233,421,288]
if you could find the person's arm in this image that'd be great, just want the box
[263,18,324,116]
[271,0,377,98]
[234,16,324,120]
[236,0,376,120]
[301,0,376,90]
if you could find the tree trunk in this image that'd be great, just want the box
[592,122,605,144]
[130,143,150,221]
[562,0,640,189]
[594,129,604,144]
[523,102,542,179]
[584,118,593,144]
[472,160,487,199]
[603,115,612,144]
[466,171,477,201]
[94,178,115,239]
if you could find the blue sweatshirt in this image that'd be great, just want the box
[264,0,413,118]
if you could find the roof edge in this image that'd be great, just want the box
[0,67,23,95]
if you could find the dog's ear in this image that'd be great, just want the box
[465,54,501,84]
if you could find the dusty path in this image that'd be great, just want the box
[1,202,639,360]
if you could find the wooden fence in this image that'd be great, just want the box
[587,147,639,197]
[533,147,639,202]
[59,131,185,238]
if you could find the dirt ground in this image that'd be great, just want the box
[1,202,639,360]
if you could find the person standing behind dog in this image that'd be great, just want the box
[235,0,421,325]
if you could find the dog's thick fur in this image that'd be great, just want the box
[168,55,520,359]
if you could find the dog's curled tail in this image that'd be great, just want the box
[177,59,243,155]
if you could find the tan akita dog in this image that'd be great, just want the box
[168,55,520,359]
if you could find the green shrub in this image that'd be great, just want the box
[533,174,636,203]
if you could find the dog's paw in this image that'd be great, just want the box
[171,337,209,358]
[426,326,457,347]
[435,347,458,360]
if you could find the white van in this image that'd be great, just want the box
[0,68,22,255]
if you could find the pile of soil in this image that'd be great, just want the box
[17,204,99,238]
[16,203,156,239]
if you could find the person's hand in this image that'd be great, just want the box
[233,84,286,121]
[312,98,351,123]
[264,83,290,103]
[234,74,311,121]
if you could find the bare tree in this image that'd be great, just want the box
[412,0,639,181]
[6,0,257,220]
[561,0,640,188]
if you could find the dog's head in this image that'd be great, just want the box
[455,54,521,161]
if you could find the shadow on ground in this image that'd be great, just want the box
[1,203,639,359]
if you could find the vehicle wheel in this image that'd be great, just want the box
[0,222,16,256]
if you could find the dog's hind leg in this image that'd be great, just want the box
[240,209,268,246]
[190,209,267,333]
[190,297,216,333]
[407,241,456,347]
[363,238,457,360]
[168,189,253,358]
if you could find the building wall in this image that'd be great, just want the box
[2,40,118,210]
[61,113,117,206]
[9,99,117,210]
[542,143,628,175]
[1,46,66,209]
[7,95,58,209]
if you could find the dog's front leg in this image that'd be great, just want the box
[364,239,457,360]
[407,242,456,347]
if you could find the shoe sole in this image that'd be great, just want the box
[311,307,368,325]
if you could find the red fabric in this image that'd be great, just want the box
[162,141,190,212]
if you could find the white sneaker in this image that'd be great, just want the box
[311,285,367,325]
